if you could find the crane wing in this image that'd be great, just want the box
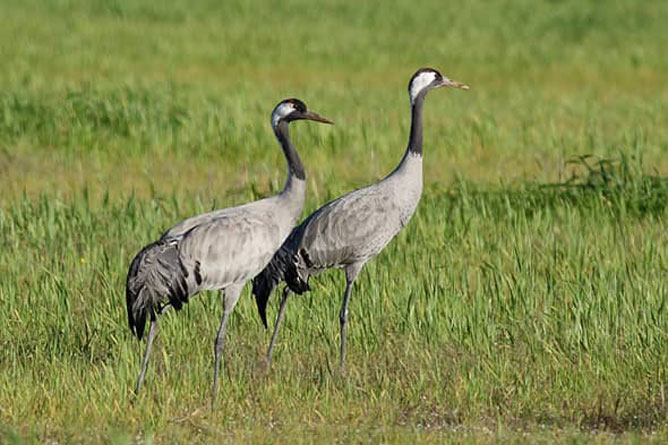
[177,210,284,291]
[294,185,402,269]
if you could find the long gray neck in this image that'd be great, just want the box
[274,120,306,182]
[407,94,425,156]
[387,93,426,179]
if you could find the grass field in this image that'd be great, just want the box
[1,0,667,442]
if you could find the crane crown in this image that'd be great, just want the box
[271,98,307,127]
[408,68,444,104]
[408,67,470,104]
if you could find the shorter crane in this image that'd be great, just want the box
[126,98,333,396]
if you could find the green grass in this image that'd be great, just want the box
[1,0,667,442]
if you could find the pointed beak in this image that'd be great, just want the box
[441,78,470,90]
[302,110,334,124]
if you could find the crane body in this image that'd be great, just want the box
[126,98,333,396]
[253,68,469,368]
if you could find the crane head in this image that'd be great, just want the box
[408,68,469,104]
[271,98,334,128]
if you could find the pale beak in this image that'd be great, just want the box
[302,110,334,124]
[442,78,470,90]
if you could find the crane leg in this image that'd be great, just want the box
[212,311,229,400]
[266,286,291,363]
[212,284,243,403]
[339,264,362,372]
[134,306,169,395]
[135,318,158,395]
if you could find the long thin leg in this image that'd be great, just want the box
[135,318,158,395]
[212,284,244,402]
[212,310,230,398]
[266,286,291,363]
[339,263,362,372]
[134,305,170,395]
[339,280,354,371]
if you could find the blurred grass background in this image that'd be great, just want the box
[0,0,667,442]
[1,0,666,200]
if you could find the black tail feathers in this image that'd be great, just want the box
[126,239,189,340]
[253,247,290,328]
[126,287,151,340]
[126,248,151,340]
[283,247,312,294]
[284,263,310,294]
[252,245,313,328]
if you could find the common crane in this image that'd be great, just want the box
[253,68,468,368]
[126,98,333,396]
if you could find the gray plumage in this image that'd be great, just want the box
[126,238,188,340]
[253,68,469,367]
[125,98,332,396]
[127,198,296,337]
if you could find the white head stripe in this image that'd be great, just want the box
[409,71,437,103]
[272,102,296,127]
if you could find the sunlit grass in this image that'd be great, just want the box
[1,162,667,441]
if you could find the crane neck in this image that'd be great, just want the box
[407,94,425,156]
[386,93,426,179]
[274,120,306,183]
